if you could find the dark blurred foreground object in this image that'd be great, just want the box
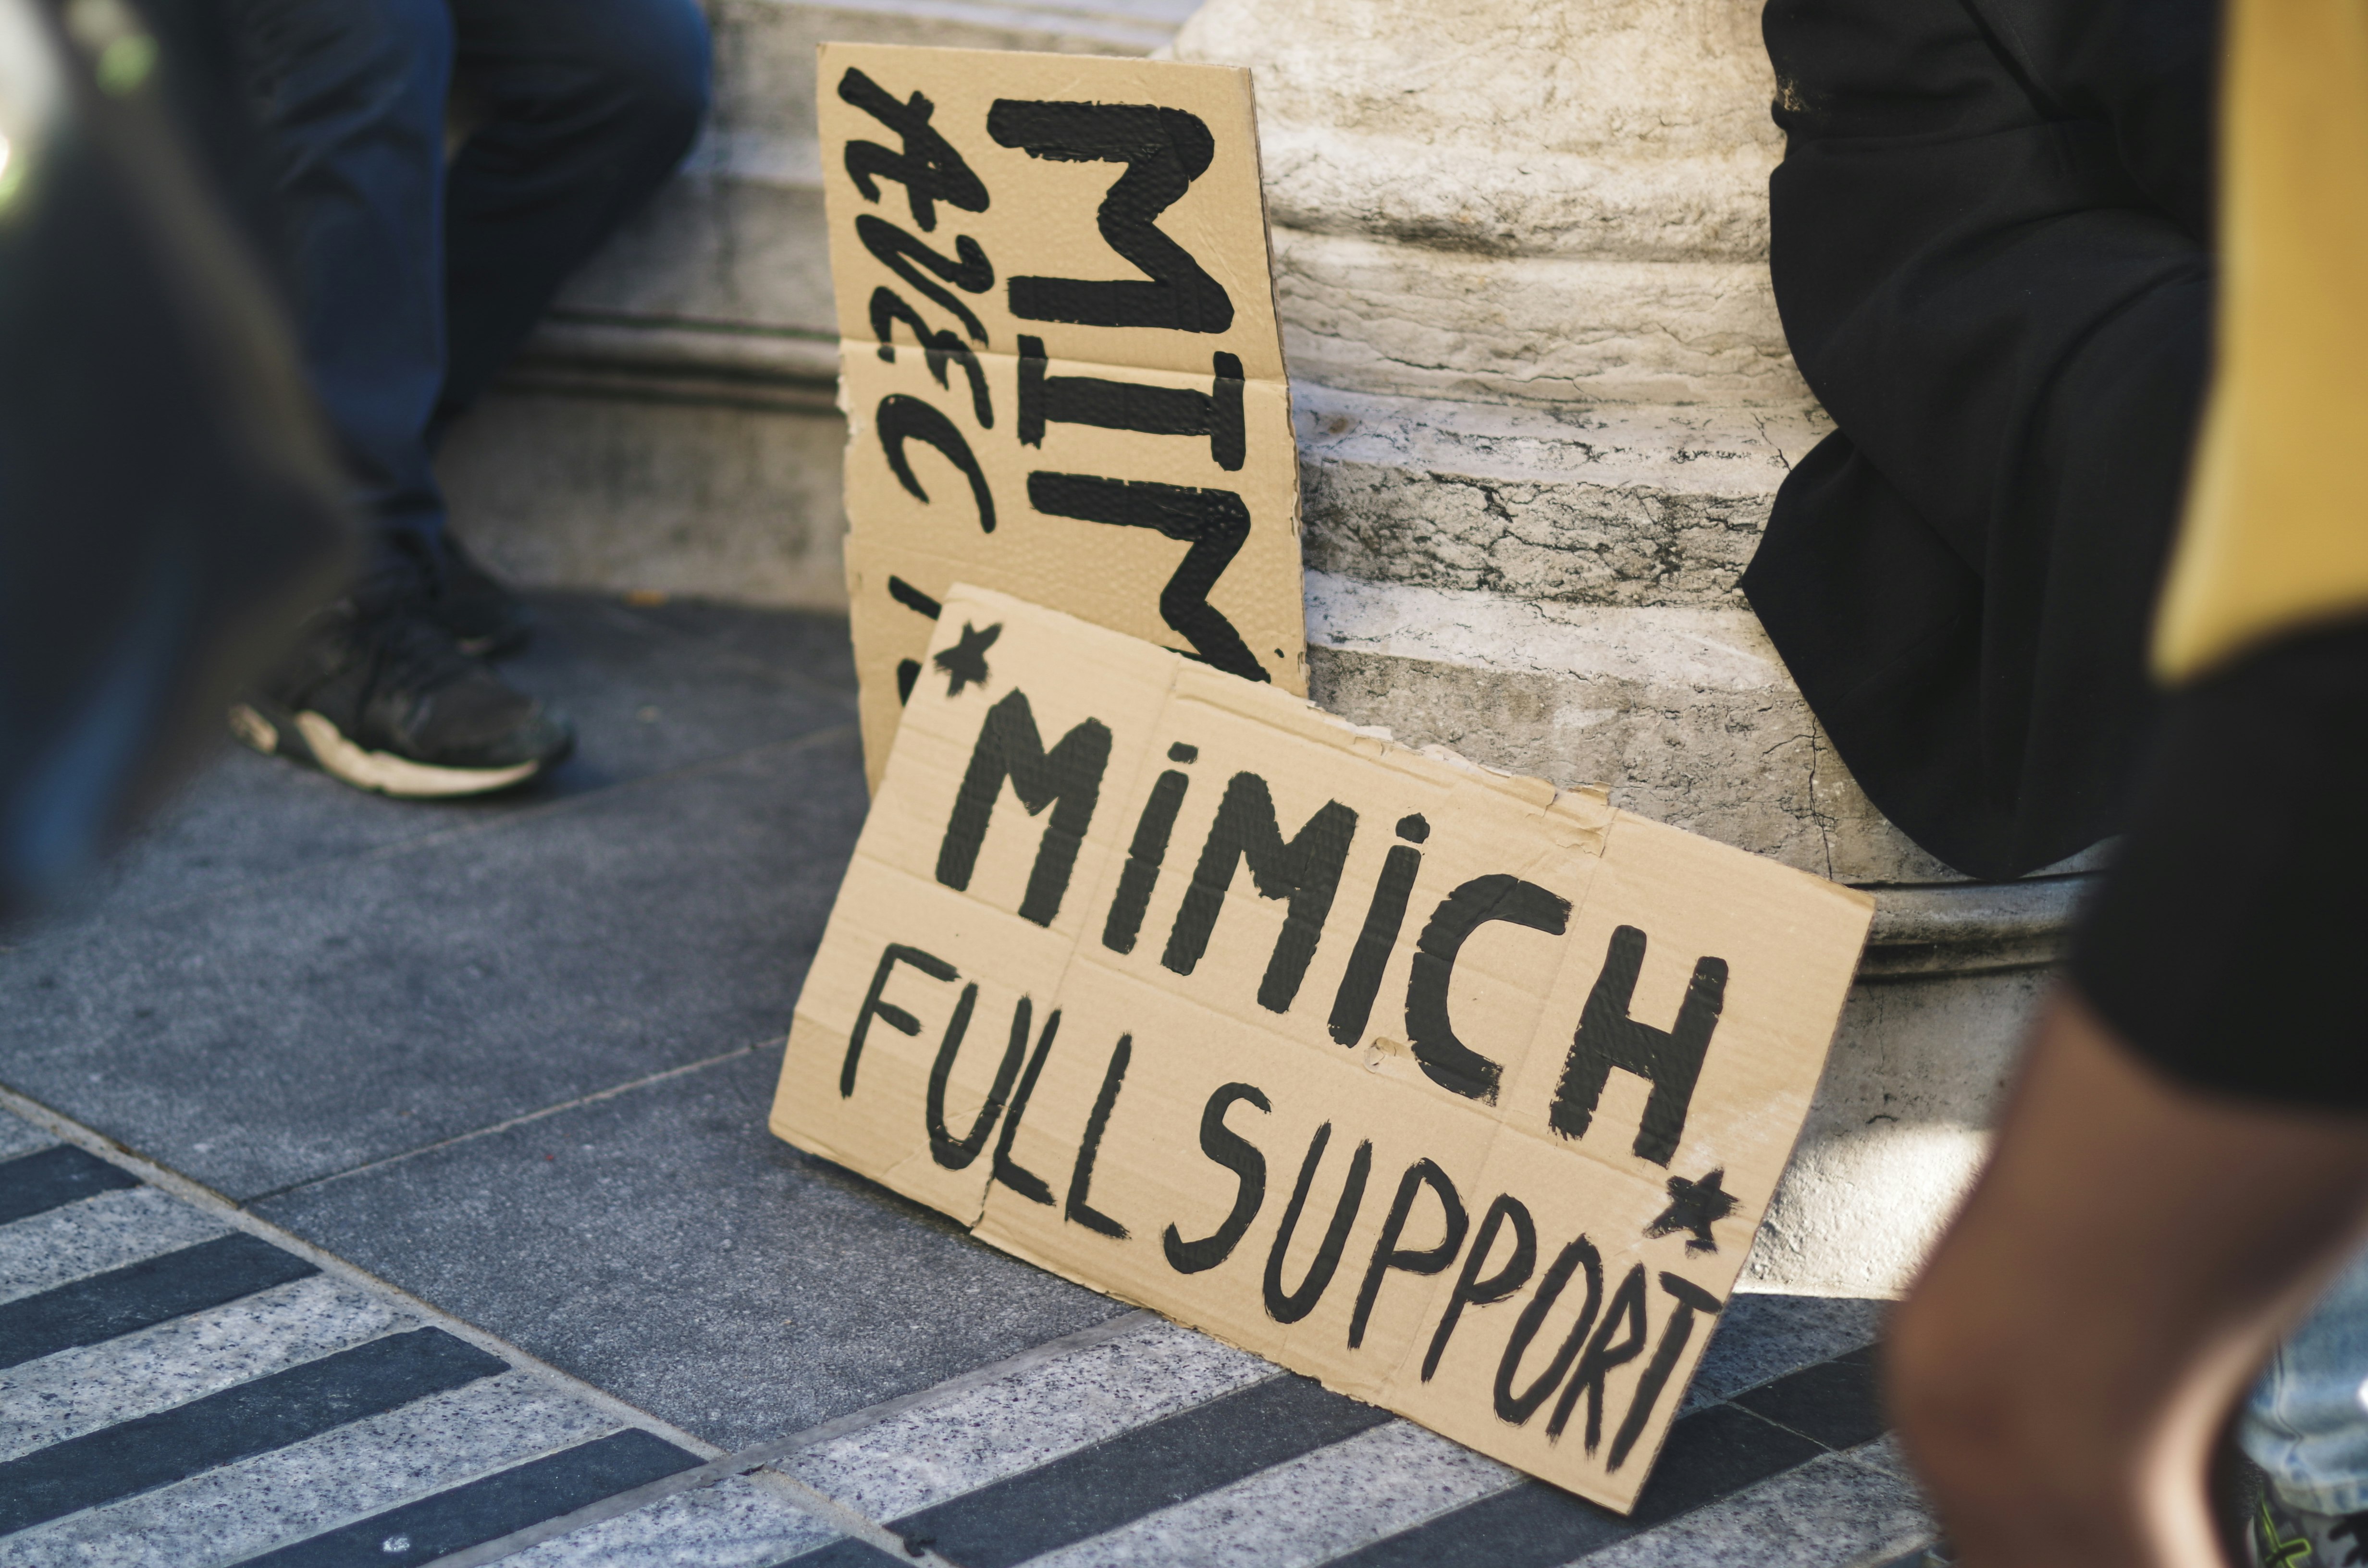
[1882,0,2368,1561]
[1746,0,2217,879]
[0,0,354,919]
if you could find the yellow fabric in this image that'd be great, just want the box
[2153,0,2368,683]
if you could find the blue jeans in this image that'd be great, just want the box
[2245,1245,2368,1515]
[236,0,710,602]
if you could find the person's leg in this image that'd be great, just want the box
[236,0,453,602]
[228,0,575,794]
[408,0,707,657]
[434,0,710,429]
[1888,994,2368,1568]
[2243,1251,2368,1516]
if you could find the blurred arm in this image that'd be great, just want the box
[1890,991,2368,1567]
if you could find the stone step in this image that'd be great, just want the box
[551,0,1197,334]
[442,0,2090,943]
[1297,385,1819,614]
[440,0,1188,619]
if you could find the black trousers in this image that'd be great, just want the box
[1744,0,2216,880]
[236,0,711,598]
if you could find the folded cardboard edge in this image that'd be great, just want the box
[770,585,1881,1513]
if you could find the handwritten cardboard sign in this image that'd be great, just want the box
[771,588,1873,1509]
[818,43,1307,789]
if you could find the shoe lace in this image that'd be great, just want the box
[2331,1515,2368,1566]
[2261,1503,2315,1568]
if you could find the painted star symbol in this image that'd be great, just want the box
[933,621,1001,696]
[1644,1168,1739,1255]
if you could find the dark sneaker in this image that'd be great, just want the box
[2249,1486,2368,1567]
[433,533,534,658]
[229,605,572,797]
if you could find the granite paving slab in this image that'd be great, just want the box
[0,1119,873,1567]
[0,1186,229,1307]
[0,595,1937,1566]
[498,1475,839,1568]
[1577,1445,1930,1568]
[12,1375,617,1568]
[0,1276,398,1461]
[780,1317,1275,1520]
[1012,1419,1515,1568]
[44,594,855,926]
[1683,1293,1888,1412]
[0,1085,1935,1568]
[253,1047,1131,1450]
[0,730,863,1199]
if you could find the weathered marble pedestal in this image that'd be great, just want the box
[447,0,2079,1296]
[1170,0,2085,1295]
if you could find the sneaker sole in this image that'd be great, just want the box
[229,702,551,798]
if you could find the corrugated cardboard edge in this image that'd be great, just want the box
[1234,49,1308,695]
[774,585,1876,1513]
[818,44,1307,787]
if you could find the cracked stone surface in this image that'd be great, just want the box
[1272,238,1810,407]
[1310,645,1961,886]
[1179,0,1783,266]
[1179,0,1806,408]
[1296,388,1827,610]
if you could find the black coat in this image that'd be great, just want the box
[1743,0,2216,880]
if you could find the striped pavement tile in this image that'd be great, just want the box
[0,1114,54,1163]
[1010,1415,1516,1568]
[0,1185,227,1307]
[499,1476,843,1568]
[6,1375,618,1568]
[2,1274,404,1461]
[0,1230,319,1370]
[756,1317,1926,1568]
[0,1121,843,1568]
[0,1104,1934,1568]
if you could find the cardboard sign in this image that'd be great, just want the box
[817,43,1307,789]
[771,588,1873,1509]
